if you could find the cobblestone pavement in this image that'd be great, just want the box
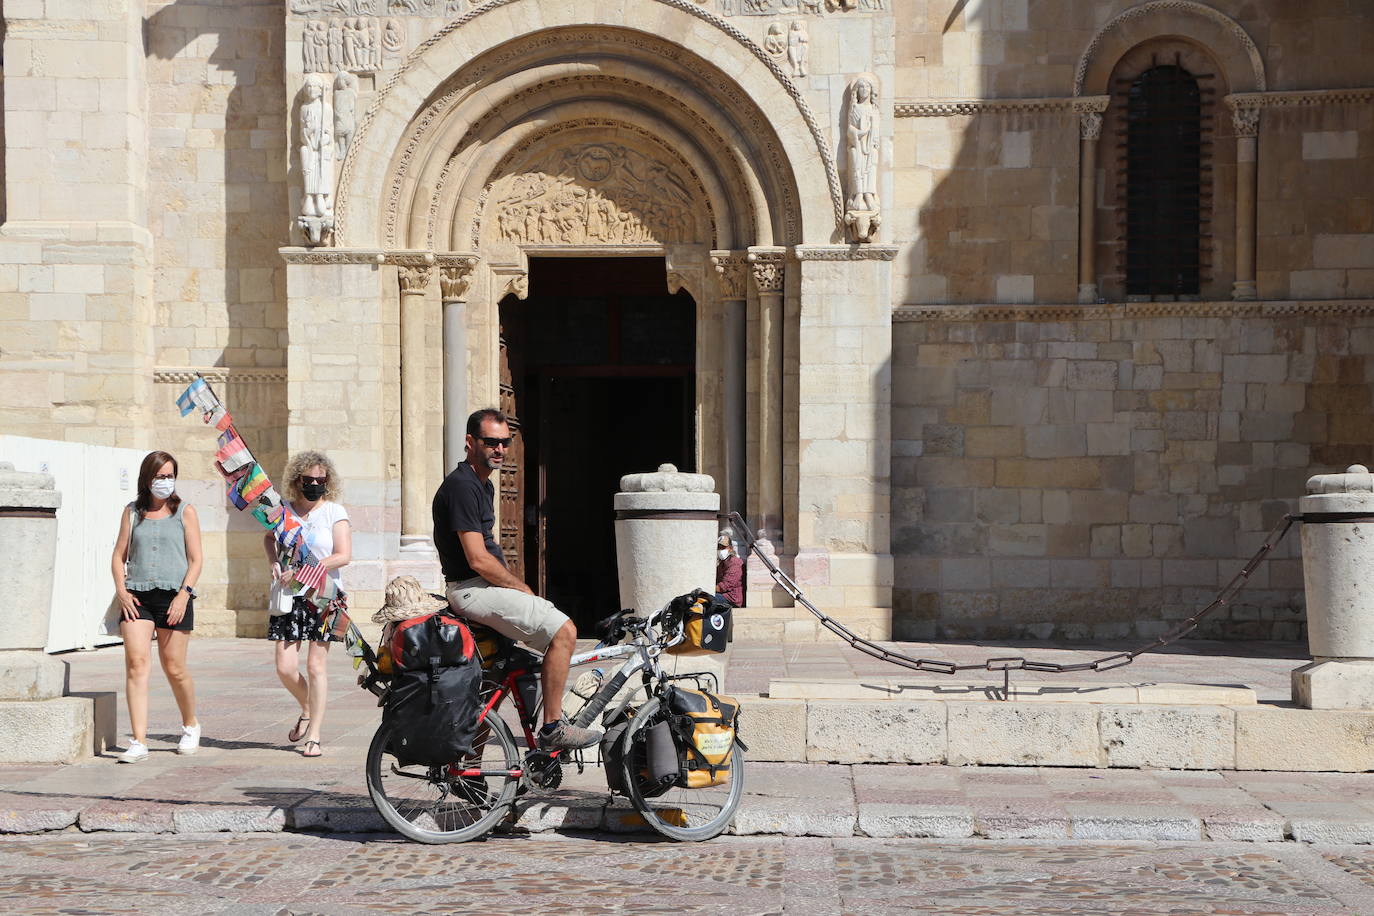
[2,833,1374,915]
[2,637,1358,843]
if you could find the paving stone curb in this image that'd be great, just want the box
[3,798,1373,843]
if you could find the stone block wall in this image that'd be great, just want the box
[891,302,1374,642]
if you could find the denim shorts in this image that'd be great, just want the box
[128,588,195,632]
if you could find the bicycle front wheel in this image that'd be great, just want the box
[366,712,520,843]
[621,697,744,841]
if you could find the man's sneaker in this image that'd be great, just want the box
[117,740,149,764]
[177,723,201,756]
[537,718,603,751]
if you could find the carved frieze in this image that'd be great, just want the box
[485,142,704,247]
[292,0,461,17]
[303,16,396,73]
[722,0,884,15]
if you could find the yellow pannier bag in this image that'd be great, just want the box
[666,686,741,788]
[466,621,506,674]
[664,590,733,657]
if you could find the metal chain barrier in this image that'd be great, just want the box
[721,511,1307,691]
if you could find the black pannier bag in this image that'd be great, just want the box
[382,613,482,766]
[664,589,733,656]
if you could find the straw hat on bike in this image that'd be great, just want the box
[372,575,446,624]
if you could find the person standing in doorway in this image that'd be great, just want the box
[433,408,601,750]
[110,450,203,763]
[263,450,351,758]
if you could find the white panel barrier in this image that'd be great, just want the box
[0,436,146,652]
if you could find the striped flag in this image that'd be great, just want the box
[237,463,271,503]
[176,377,214,417]
[294,562,327,592]
[215,435,253,472]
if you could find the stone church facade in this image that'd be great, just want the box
[1,0,1371,642]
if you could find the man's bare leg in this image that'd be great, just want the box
[540,620,577,724]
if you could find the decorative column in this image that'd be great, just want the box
[748,248,785,541]
[397,254,435,552]
[438,255,478,471]
[711,251,748,517]
[1075,99,1107,304]
[1230,100,1260,301]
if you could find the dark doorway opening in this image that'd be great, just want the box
[500,257,695,632]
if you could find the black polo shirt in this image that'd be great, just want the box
[432,461,505,583]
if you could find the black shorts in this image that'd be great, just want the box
[128,588,195,632]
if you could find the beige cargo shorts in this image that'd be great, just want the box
[445,577,570,653]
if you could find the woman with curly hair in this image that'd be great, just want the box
[262,450,351,758]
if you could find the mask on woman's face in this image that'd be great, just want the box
[302,481,327,501]
[150,479,176,500]
[718,548,731,561]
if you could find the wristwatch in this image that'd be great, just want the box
[183,585,195,598]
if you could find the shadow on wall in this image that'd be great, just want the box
[146,2,289,634]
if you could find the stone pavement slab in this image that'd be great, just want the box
[0,637,1366,842]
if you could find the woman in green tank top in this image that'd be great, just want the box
[110,450,203,764]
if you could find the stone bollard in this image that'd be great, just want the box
[1294,464,1374,709]
[0,462,115,761]
[613,464,728,692]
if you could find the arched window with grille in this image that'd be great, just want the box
[1118,58,1214,299]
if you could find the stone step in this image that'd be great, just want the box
[767,677,1258,705]
[0,691,117,764]
[741,695,1374,771]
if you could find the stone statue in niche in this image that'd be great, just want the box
[490,143,700,246]
[298,74,336,246]
[764,22,785,57]
[787,20,808,77]
[382,18,405,54]
[333,71,358,160]
[843,73,880,242]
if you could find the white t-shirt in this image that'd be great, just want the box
[269,500,350,615]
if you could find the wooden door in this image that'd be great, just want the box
[497,321,525,582]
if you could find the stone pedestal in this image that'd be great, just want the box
[1295,464,1374,709]
[0,463,114,762]
[613,464,728,691]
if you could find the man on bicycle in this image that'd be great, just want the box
[432,407,602,751]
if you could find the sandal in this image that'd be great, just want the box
[288,715,310,743]
[302,740,322,758]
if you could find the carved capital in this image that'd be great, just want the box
[1080,111,1103,141]
[397,265,432,294]
[438,257,478,301]
[1230,105,1260,138]
[502,274,529,300]
[711,251,748,300]
[747,250,785,295]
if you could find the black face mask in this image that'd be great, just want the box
[302,482,327,501]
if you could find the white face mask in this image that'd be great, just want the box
[718,548,731,560]
[150,479,176,499]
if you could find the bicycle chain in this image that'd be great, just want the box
[721,511,1301,682]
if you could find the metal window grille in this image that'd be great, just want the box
[1115,58,1214,298]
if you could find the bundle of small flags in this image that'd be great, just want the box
[175,375,356,648]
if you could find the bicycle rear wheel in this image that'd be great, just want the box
[621,697,744,841]
[366,712,520,843]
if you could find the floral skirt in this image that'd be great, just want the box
[267,597,340,643]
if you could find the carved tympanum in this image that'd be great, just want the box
[489,143,700,246]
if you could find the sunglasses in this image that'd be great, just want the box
[300,475,328,485]
[477,436,513,449]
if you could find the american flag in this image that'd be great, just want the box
[295,563,327,592]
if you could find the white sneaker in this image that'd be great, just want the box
[177,722,201,756]
[118,740,148,764]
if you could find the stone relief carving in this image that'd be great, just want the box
[1079,111,1103,140]
[725,0,881,15]
[438,258,477,300]
[786,20,808,78]
[298,74,336,246]
[764,22,785,57]
[294,0,447,14]
[843,73,880,243]
[747,250,785,293]
[489,144,701,246]
[502,274,529,299]
[397,263,432,293]
[303,15,395,71]
[1230,105,1260,137]
[711,252,748,299]
[334,71,359,159]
